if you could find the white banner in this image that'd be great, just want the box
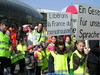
[71,14,78,35]
[47,12,71,36]
[76,3,100,40]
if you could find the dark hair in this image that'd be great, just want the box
[19,39,24,43]
[51,36,57,39]
[28,26,34,30]
[65,36,72,44]
[54,36,66,54]
[37,45,43,49]
[38,22,43,25]
[0,19,9,26]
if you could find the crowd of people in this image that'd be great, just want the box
[0,19,100,75]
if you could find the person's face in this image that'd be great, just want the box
[18,27,22,31]
[76,42,85,52]
[65,37,70,43]
[29,49,34,53]
[38,47,43,51]
[2,24,7,31]
[38,23,43,32]
[52,37,56,43]
[28,27,32,32]
[58,45,64,51]
[24,36,27,40]
[42,43,47,48]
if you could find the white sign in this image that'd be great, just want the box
[76,3,100,40]
[47,12,71,36]
[71,14,78,35]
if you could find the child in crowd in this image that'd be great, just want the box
[47,36,57,60]
[40,42,48,74]
[48,36,57,51]
[25,45,35,75]
[65,36,72,51]
[65,36,74,57]
[10,45,18,75]
[70,40,89,75]
[48,37,69,75]
[17,40,27,73]
[34,45,43,75]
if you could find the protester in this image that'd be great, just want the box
[9,27,17,47]
[0,19,10,75]
[16,26,25,44]
[70,40,89,75]
[33,22,46,45]
[17,39,27,74]
[46,36,52,44]
[25,45,35,75]
[48,37,69,74]
[88,40,100,75]
[48,36,57,51]
[40,42,48,74]
[34,45,43,75]
[10,45,18,75]
[26,26,34,46]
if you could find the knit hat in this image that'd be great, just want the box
[27,45,33,50]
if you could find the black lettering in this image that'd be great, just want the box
[79,5,86,13]
[80,17,87,26]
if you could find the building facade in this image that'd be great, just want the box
[0,0,42,26]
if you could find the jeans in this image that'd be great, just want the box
[5,67,11,75]
[0,57,8,75]
[27,69,34,75]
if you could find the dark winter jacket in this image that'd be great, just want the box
[88,40,100,64]
[25,52,35,69]
[72,50,87,70]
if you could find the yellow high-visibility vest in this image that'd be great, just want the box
[0,31,10,57]
[17,44,27,60]
[51,51,69,75]
[70,50,87,75]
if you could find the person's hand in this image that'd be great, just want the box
[84,48,89,55]
[17,50,21,52]
[84,67,88,72]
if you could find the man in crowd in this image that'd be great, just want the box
[33,22,46,45]
[0,19,10,75]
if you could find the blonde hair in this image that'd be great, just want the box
[76,40,85,45]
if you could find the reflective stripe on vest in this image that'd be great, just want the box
[38,62,43,65]
[11,55,18,64]
[74,73,86,75]
[0,48,9,51]
[17,54,25,57]
[55,70,68,73]
[17,54,25,60]
[51,51,69,74]
[11,56,18,61]
[0,41,9,44]
[38,58,43,66]
[34,51,43,66]
[35,30,46,42]
[0,31,10,57]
